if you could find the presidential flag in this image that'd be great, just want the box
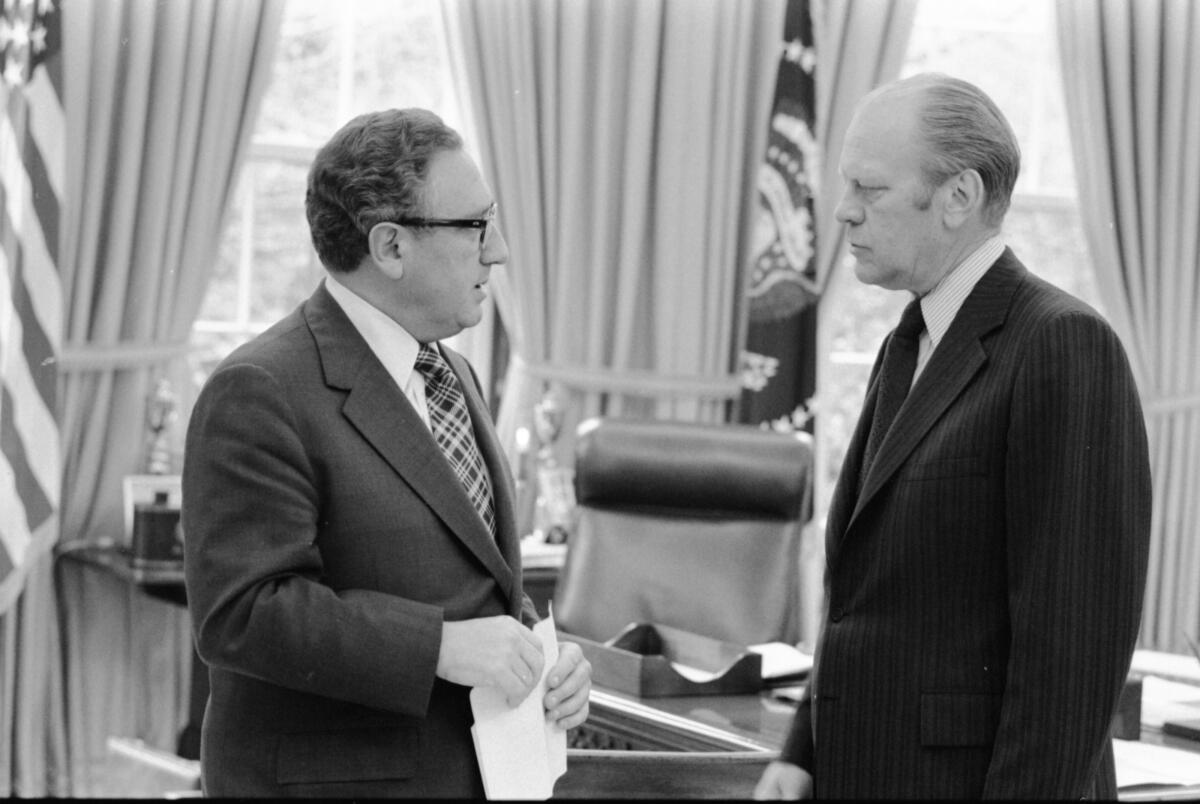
[744,0,817,324]
[0,0,63,614]
[739,0,817,428]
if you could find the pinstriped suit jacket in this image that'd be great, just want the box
[182,282,536,797]
[780,250,1151,798]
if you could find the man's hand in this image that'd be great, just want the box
[542,640,591,729]
[437,616,545,707]
[754,760,813,799]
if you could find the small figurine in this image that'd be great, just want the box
[531,386,574,543]
[145,377,177,474]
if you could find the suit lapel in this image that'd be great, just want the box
[304,283,515,599]
[845,250,1026,532]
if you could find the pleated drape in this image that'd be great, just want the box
[1056,0,1200,653]
[0,560,68,795]
[443,0,785,462]
[54,0,283,793]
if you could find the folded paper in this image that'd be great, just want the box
[470,613,567,799]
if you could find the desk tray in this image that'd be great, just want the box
[562,622,762,697]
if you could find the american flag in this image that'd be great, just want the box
[0,0,62,614]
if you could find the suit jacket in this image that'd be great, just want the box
[780,250,1151,798]
[182,281,536,797]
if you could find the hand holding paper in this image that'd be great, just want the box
[438,615,545,707]
[542,638,591,731]
[470,613,569,800]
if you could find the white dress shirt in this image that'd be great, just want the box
[912,235,1005,384]
[323,274,433,430]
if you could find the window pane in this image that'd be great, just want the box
[349,3,456,115]
[198,194,245,324]
[255,0,454,145]
[249,160,322,324]
[903,0,1073,195]
[255,4,341,143]
[1004,198,1098,312]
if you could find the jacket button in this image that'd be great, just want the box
[830,608,844,622]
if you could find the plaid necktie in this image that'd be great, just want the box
[860,298,925,488]
[415,344,496,536]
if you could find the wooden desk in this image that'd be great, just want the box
[574,682,1200,800]
[579,683,1200,754]
[56,542,186,604]
[576,686,789,752]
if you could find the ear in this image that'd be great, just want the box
[368,221,408,279]
[942,168,985,228]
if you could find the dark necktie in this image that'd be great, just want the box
[860,298,925,485]
[414,344,496,536]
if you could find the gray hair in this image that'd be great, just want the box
[874,73,1021,225]
[305,108,463,273]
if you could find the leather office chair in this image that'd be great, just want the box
[552,417,812,646]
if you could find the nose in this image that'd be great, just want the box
[481,222,509,266]
[835,188,862,226]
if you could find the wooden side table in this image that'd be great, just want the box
[55,543,204,760]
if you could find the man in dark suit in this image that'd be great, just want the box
[182,108,591,797]
[755,73,1151,799]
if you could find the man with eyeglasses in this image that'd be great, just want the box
[182,108,591,797]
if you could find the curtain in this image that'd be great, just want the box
[0,560,68,796]
[442,0,785,468]
[1056,0,1200,654]
[55,0,282,794]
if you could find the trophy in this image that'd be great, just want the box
[531,387,575,543]
[144,378,178,474]
[533,391,565,467]
[513,426,536,538]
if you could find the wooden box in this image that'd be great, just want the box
[562,622,762,697]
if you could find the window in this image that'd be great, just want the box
[815,0,1102,518]
[189,0,463,387]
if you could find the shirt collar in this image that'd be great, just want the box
[919,235,1005,350]
[323,273,421,386]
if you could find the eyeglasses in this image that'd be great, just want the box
[397,203,497,249]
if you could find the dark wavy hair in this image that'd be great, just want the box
[875,73,1021,226]
[305,108,463,273]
